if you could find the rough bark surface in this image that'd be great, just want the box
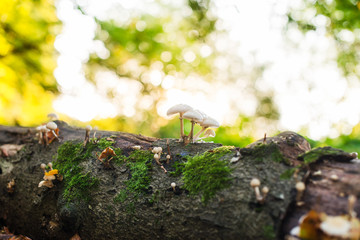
[0,122,359,240]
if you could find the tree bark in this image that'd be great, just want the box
[0,121,359,240]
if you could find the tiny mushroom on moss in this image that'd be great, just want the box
[171,182,176,192]
[167,104,193,142]
[183,110,203,144]
[250,178,262,203]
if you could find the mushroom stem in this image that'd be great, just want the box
[179,114,185,141]
[193,127,207,141]
[254,187,262,201]
[188,120,196,142]
[51,130,60,141]
[348,195,357,218]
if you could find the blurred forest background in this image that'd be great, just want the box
[1,0,360,152]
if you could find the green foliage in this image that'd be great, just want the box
[279,168,297,180]
[182,146,233,204]
[0,0,59,126]
[168,160,186,177]
[287,0,360,77]
[54,141,99,202]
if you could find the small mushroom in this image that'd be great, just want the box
[330,174,339,181]
[84,125,92,147]
[348,195,357,218]
[154,153,161,165]
[46,122,60,142]
[36,126,44,144]
[132,145,141,150]
[183,110,203,144]
[250,178,262,203]
[166,154,171,164]
[193,117,219,142]
[167,104,193,142]
[262,186,269,200]
[47,113,59,121]
[93,126,98,140]
[296,182,305,205]
[171,182,176,192]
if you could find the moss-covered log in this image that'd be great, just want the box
[0,122,359,239]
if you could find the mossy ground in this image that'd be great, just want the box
[113,150,153,203]
[181,146,234,204]
[298,146,351,164]
[54,141,100,202]
[242,142,288,164]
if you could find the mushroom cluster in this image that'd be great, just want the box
[152,147,167,173]
[36,121,60,146]
[167,104,220,144]
[38,162,61,188]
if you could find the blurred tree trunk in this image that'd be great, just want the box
[0,122,359,240]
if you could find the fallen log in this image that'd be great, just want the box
[0,121,359,240]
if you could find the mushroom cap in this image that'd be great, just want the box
[45,169,59,176]
[171,182,176,188]
[166,154,171,159]
[36,126,43,131]
[167,104,193,116]
[320,216,351,237]
[85,125,92,131]
[47,162,53,168]
[200,117,220,128]
[40,163,46,169]
[46,121,58,131]
[43,174,56,181]
[183,110,203,122]
[154,153,160,159]
[203,129,216,138]
[47,113,59,120]
[262,186,269,194]
[296,182,305,191]
[250,178,261,187]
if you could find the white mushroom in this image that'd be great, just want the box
[193,117,219,141]
[295,182,305,204]
[47,113,59,121]
[250,178,262,202]
[167,104,193,141]
[171,182,176,192]
[132,145,141,150]
[182,110,203,143]
[36,126,44,144]
[320,216,351,237]
[46,121,59,141]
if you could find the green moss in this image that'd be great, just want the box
[298,146,352,164]
[114,189,127,203]
[242,143,288,164]
[54,141,100,202]
[96,137,115,149]
[182,146,233,204]
[113,150,153,204]
[168,160,185,177]
[263,225,276,240]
